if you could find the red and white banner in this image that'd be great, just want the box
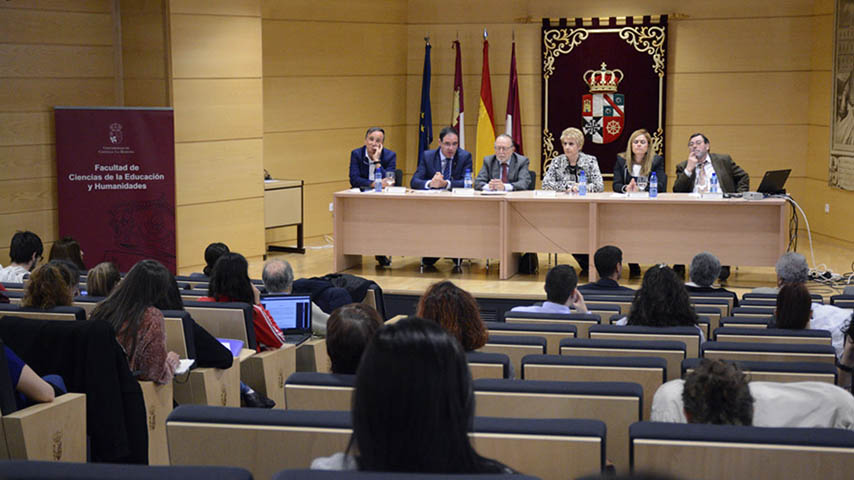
[55,107,176,273]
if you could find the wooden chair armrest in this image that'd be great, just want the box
[240,345,296,409]
[3,392,86,462]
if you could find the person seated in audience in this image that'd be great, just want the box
[752,251,809,294]
[841,316,853,393]
[4,345,63,410]
[200,252,286,351]
[312,317,514,473]
[87,261,121,297]
[48,236,86,272]
[771,282,848,359]
[325,303,383,375]
[615,265,704,340]
[191,242,229,279]
[511,264,589,315]
[578,246,636,293]
[684,252,738,307]
[0,231,43,283]
[417,281,487,352]
[20,262,74,309]
[682,359,753,425]
[651,358,854,429]
[262,259,330,335]
[90,260,180,384]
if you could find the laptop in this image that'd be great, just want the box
[756,169,791,194]
[260,293,313,345]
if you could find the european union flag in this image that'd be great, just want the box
[418,42,433,165]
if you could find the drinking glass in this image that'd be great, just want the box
[636,175,648,192]
[385,171,396,187]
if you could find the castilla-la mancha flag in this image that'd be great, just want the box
[475,34,495,174]
[505,40,523,154]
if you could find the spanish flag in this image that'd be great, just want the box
[475,31,495,174]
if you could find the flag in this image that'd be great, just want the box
[505,40,523,155]
[475,33,495,174]
[452,40,465,150]
[417,41,433,164]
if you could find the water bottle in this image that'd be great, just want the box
[578,170,587,196]
[710,173,718,193]
[374,169,382,192]
[464,169,473,189]
[649,172,658,198]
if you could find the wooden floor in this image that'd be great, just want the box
[239,233,854,301]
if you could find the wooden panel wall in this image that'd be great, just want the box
[261,0,408,246]
[121,0,169,106]
[168,0,266,271]
[0,0,115,264]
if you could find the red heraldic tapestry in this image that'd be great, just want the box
[55,107,176,273]
[541,16,667,176]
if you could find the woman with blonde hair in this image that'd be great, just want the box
[542,127,604,193]
[87,262,121,297]
[613,128,666,194]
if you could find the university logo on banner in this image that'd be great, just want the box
[581,63,624,144]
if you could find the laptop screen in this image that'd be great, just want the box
[260,294,312,332]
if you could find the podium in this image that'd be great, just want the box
[264,179,305,254]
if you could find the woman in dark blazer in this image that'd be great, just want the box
[613,128,667,277]
[613,128,666,194]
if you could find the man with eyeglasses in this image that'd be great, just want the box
[673,133,749,194]
[0,231,43,283]
[672,133,748,282]
[474,134,533,191]
[410,126,472,190]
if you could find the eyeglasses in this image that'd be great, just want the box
[494,146,512,151]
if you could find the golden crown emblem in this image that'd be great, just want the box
[583,63,624,93]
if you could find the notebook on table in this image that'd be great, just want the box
[260,293,313,346]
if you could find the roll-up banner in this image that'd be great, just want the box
[55,107,176,273]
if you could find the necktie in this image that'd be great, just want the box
[696,161,707,192]
[443,158,451,179]
[501,163,509,184]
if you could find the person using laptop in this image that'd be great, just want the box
[262,259,329,336]
[199,252,287,351]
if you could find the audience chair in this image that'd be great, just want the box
[0,460,252,480]
[559,338,686,382]
[681,358,838,384]
[521,355,666,420]
[0,340,86,462]
[479,335,547,378]
[701,341,837,365]
[629,421,854,479]
[830,295,854,308]
[689,295,733,316]
[179,289,208,302]
[604,315,710,339]
[588,324,702,358]
[731,306,775,319]
[738,298,777,309]
[485,321,577,354]
[137,381,172,465]
[474,378,641,471]
[466,352,511,379]
[71,295,103,317]
[361,285,386,320]
[502,311,597,339]
[167,405,605,480]
[0,283,25,293]
[582,295,633,315]
[695,306,723,332]
[284,372,354,411]
[719,316,769,329]
[274,470,535,480]
[183,301,256,350]
[0,304,85,322]
[585,304,621,322]
[3,292,21,305]
[713,327,833,347]
[743,292,823,303]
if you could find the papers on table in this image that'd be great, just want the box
[175,359,195,375]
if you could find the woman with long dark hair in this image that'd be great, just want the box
[313,317,512,473]
[621,265,701,335]
[201,242,229,278]
[90,260,179,384]
[199,252,286,351]
[48,236,86,272]
[416,281,487,352]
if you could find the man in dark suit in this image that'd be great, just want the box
[673,133,749,194]
[474,134,532,191]
[411,126,472,190]
[673,133,748,282]
[349,127,396,190]
[578,245,635,294]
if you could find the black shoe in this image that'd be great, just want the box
[421,257,439,267]
[375,255,391,267]
[242,391,275,408]
[673,264,686,279]
[719,265,731,283]
[629,263,641,279]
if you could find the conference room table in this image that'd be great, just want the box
[333,189,788,281]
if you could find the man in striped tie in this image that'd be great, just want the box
[474,134,532,191]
